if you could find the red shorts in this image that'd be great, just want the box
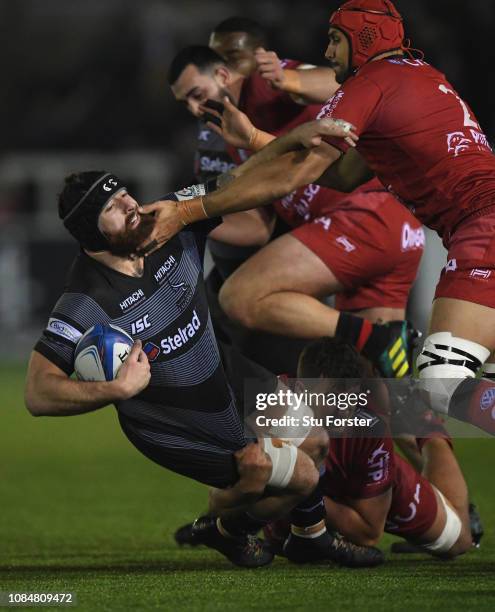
[291,191,424,311]
[386,454,437,538]
[435,208,495,307]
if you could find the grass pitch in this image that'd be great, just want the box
[2,363,495,611]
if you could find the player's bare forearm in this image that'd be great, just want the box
[205,147,339,217]
[323,496,385,547]
[283,67,340,104]
[231,131,305,179]
[138,146,340,254]
[233,121,355,179]
[25,351,129,416]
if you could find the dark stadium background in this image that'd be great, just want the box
[0,0,494,357]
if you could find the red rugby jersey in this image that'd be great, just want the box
[318,57,495,242]
[233,60,388,225]
[322,410,395,500]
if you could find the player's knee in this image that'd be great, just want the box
[442,528,472,559]
[219,278,255,327]
[416,332,490,413]
[299,427,329,467]
[422,493,467,559]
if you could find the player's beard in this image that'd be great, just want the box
[106,212,156,257]
[330,61,351,84]
[218,86,235,104]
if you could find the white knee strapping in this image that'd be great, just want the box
[482,362,495,380]
[263,438,298,489]
[421,488,462,554]
[416,332,490,414]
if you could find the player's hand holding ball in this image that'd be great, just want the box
[114,340,151,400]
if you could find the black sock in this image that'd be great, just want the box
[336,312,396,362]
[219,511,267,537]
[290,483,327,538]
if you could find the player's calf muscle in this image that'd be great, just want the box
[284,449,319,497]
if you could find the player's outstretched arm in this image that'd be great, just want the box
[255,48,339,104]
[25,342,150,417]
[139,145,341,253]
[201,99,357,184]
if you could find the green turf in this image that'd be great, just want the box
[2,363,495,611]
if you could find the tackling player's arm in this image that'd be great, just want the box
[317,147,374,192]
[139,145,341,252]
[323,489,392,547]
[24,342,150,417]
[138,120,358,252]
[255,48,339,104]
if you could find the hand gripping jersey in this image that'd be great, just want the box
[319,57,495,242]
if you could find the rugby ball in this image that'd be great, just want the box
[74,323,133,382]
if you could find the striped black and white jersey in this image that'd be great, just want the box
[34,188,250,453]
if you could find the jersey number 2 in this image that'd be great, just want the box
[438,84,479,129]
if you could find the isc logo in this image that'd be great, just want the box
[131,314,151,335]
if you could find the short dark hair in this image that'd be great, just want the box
[212,16,267,47]
[297,337,366,379]
[168,45,226,85]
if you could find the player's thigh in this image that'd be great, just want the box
[429,297,495,349]
[222,232,344,300]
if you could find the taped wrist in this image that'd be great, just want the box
[176,196,209,226]
[264,438,298,489]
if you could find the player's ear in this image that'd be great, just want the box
[215,64,230,86]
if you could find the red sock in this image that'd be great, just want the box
[450,378,495,435]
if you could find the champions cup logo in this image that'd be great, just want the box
[480,388,495,411]
[103,178,118,192]
[401,223,425,251]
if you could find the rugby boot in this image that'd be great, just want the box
[469,502,484,548]
[365,321,420,379]
[191,515,274,568]
[174,521,200,547]
[284,530,385,568]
